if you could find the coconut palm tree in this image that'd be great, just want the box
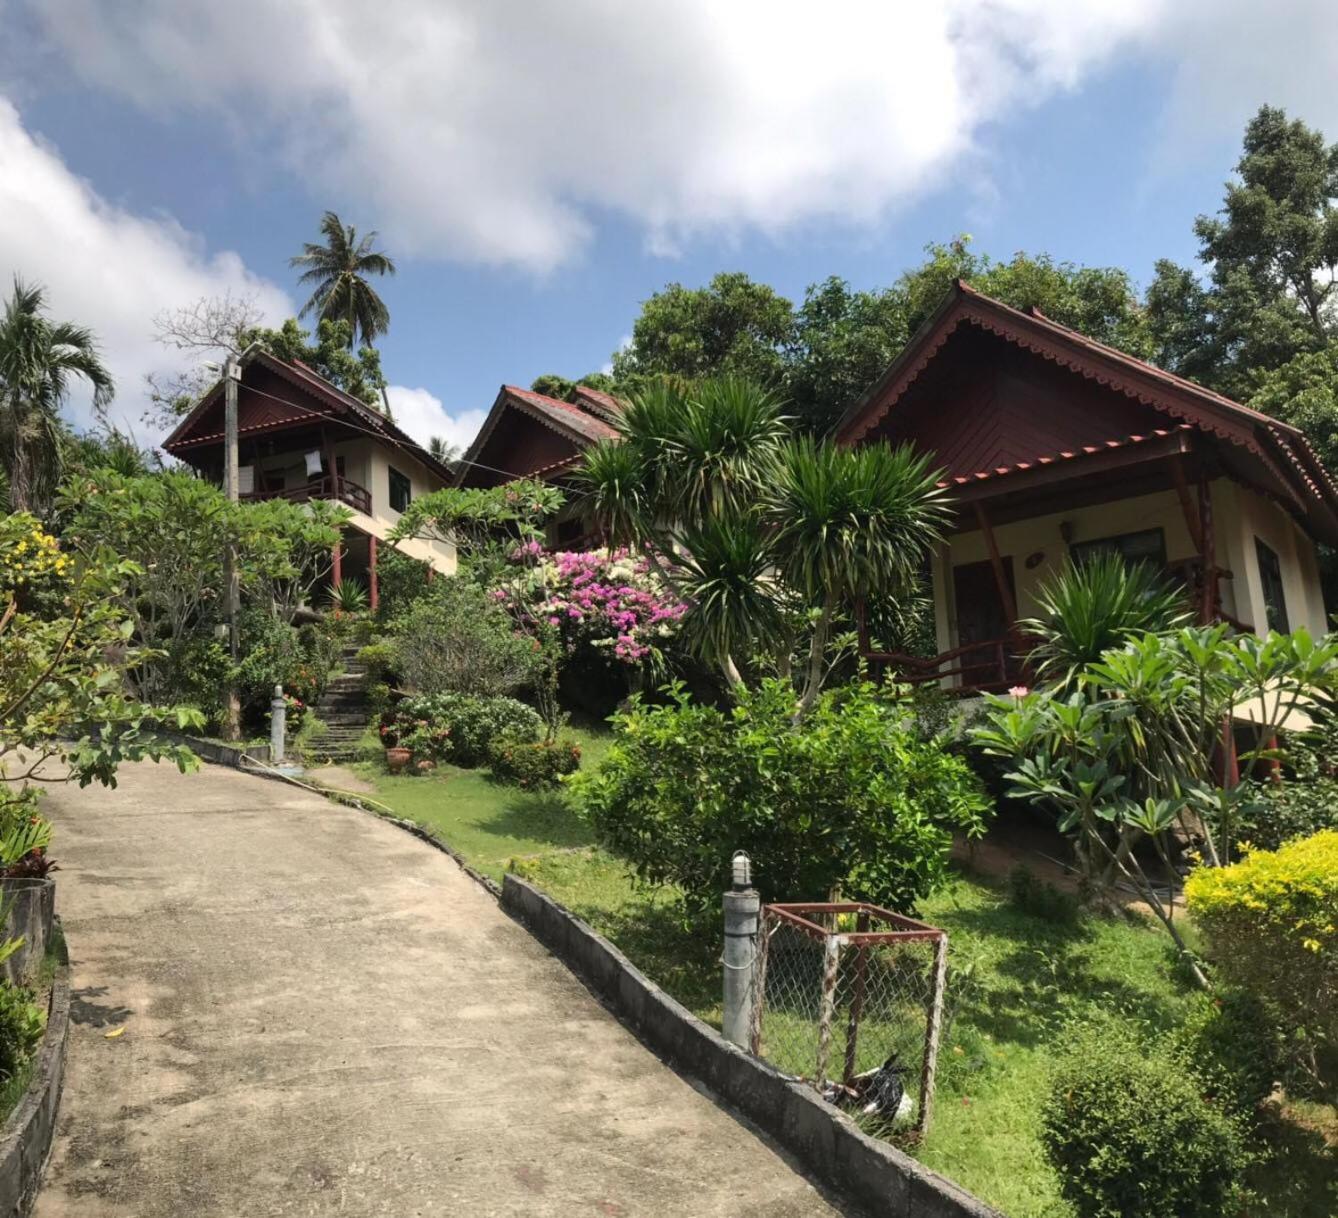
[427,436,459,465]
[290,211,397,349]
[0,279,113,515]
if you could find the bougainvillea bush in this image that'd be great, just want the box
[497,545,688,668]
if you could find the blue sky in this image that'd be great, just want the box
[2,1,1337,451]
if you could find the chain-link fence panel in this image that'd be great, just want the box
[749,903,947,1139]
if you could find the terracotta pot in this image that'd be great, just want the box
[385,746,411,774]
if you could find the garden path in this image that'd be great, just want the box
[34,760,843,1217]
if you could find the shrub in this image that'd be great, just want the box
[393,581,538,697]
[1007,865,1080,924]
[0,981,45,1083]
[488,736,582,789]
[375,547,435,619]
[382,693,542,767]
[1241,741,1338,850]
[1185,830,1338,1095]
[1171,988,1279,1117]
[570,679,989,919]
[354,640,399,686]
[1041,1022,1248,1218]
[235,611,338,728]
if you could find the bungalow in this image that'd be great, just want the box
[161,347,458,608]
[836,281,1338,692]
[456,383,623,547]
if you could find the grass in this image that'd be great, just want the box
[357,736,1335,1218]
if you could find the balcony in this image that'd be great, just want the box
[245,474,371,516]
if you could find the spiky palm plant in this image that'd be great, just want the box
[0,278,113,515]
[1021,551,1191,688]
[290,212,397,349]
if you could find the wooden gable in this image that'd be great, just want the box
[868,325,1168,480]
[460,397,585,487]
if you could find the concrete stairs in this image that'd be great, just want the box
[305,647,371,764]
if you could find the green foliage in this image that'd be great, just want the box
[0,981,45,1085]
[60,470,343,703]
[571,679,989,920]
[392,580,539,697]
[611,272,795,393]
[1020,554,1190,688]
[1041,1021,1248,1218]
[354,640,398,685]
[382,693,541,768]
[326,578,369,614]
[487,736,582,789]
[0,278,113,517]
[1147,106,1338,401]
[576,376,950,709]
[241,316,387,409]
[529,372,616,402]
[1006,866,1080,924]
[1172,988,1280,1117]
[1,524,202,791]
[374,546,434,619]
[1186,831,1338,1096]
[389,479,563,582]
[233,610,336,723]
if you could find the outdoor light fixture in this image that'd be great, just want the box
[731,850,752,890]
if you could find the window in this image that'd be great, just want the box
[389,466,412,513]
[1069,527,1167,570]
[1255,537,1290,633]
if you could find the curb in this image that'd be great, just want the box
[501,875,1003,1218]
[0,935,70,1216]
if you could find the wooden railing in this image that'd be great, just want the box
[863,636,1029,696]
[246,475,371,516]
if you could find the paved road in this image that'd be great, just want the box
[35,761,843,1217]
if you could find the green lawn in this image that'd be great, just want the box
[354,738,1335,1218]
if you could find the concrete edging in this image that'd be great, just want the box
[501,875,1002,1218]
[0,937,71,1216]
[164,733,271,769]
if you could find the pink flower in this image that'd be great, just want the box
[1008,685,1029,699]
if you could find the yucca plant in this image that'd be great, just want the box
[576,375,949,715]
[326,578,369,615]
[1021,552,1190,688]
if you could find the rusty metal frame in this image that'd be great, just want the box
[756,901,949,1137]
[765,902,946,944]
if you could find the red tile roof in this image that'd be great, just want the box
[943,426,1194,487]
[503,386,620,443]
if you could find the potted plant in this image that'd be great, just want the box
[380,721,410,774]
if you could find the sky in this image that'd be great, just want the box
[3,1,1338,455]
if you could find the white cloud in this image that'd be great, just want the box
[28,0,1328,273]
[0,97,290,431]
[385,385,487,455]
[11,0,1338,282]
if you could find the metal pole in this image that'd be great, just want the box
[223,355,242,741]
[722,851,759,1049]
[270,684,287,763]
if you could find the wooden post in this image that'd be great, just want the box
[331,533,343,589]
[322,428,338,498]
[748,911,772,1057]
[815,935,841,1086]
[368,535,379,612]
[1169,456,1203,552]
[974,503,1017,626]
[841,912,869,1087]
[918,933,949,1138]
[1197,477,1216,625]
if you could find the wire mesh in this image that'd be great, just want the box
[749,903,947,1138]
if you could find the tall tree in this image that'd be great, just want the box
[611,272,795,392]
[0,279,113,515]
[1147,106,1338,398]
[290,211,397,349]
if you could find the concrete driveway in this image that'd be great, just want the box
[35,761,843,1217]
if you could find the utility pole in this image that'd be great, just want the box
[223,355,242,741]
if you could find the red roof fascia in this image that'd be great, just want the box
[941,425,1193,488]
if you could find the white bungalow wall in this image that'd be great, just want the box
[931,480,1327,657]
